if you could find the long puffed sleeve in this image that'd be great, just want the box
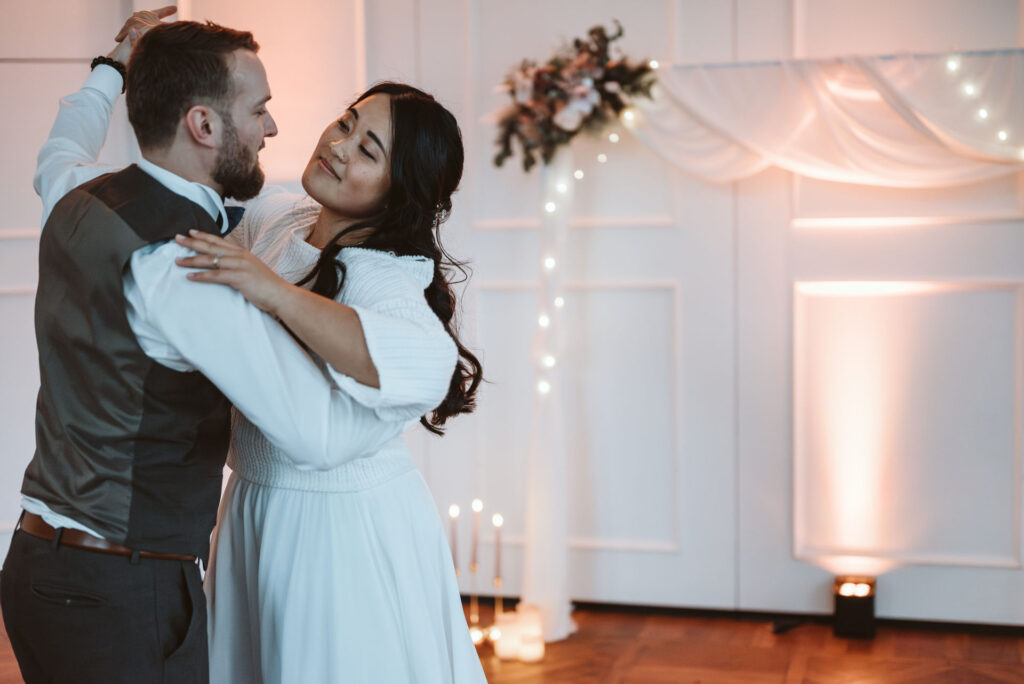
[325,248,458,422]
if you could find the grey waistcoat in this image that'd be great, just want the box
[22,165,231,561]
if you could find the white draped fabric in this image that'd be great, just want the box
[628,49,1024,187]
[520,152,577,642]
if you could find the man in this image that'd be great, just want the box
[1,9,400,683]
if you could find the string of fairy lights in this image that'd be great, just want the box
[944,53,1023,158]
[530,60,658,398]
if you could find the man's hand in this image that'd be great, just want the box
[106,6,178,65]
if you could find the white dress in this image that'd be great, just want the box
[205,192,486,684]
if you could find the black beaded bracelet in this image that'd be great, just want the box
[90,56,127,93]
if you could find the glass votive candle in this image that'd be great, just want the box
[514,603,545,662]
[492,612,522,660]
[518,633,545,662]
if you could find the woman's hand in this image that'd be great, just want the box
[175,230,296,315]
[107,6,178,65]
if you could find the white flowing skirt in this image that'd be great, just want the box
[205,468,486,684]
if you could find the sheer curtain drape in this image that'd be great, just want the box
[627,49,1024,186]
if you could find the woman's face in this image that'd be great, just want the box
[301,93,392,219]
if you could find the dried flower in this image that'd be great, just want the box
[493,21,656,172]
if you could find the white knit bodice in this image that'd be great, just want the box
[223,191,454,492]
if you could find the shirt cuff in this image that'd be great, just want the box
[84,64,124,103]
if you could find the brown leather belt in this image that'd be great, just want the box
[19,512,197,562]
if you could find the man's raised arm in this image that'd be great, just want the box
[34,7,175,224]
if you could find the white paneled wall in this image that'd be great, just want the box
[3,0,1024,626]
[736,0,1024,625]
[0,0,136,558]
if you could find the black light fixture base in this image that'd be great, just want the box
[833,576,876,639]
[834,594,876,638]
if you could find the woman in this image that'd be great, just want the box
[175,83,487,682]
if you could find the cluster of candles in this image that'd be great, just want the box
[447,499,545,662]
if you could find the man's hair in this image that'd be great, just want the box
[126,21,259,150]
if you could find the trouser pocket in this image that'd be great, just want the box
[162,562,209,684]
[31,582,109,607]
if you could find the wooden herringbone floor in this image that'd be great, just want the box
[2,602,1022,682]
[474,604,1024,683]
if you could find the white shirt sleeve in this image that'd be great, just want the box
[34,65,124,226]
[130,241,408,470]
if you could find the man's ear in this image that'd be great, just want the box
[183,105,220,149]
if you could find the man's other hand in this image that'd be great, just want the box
[106,6,178,65]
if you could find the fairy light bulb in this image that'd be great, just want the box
[541,354,556,368]
[553,296,565,309]
[998,130,1008,141]
[963,83,976,96]
[556,182,568,194]
[608,133,620,143]
[978,108,989,119]
[538,314,550,328]
[544,201,557,213]
[449,504,460,518]
[493,513,504,528]
[946,56,960,72]
[597,153,608,163]
[649,59,660,70]
[537,380,551,395]
[472,499,483,513]
[573,169,584,180]
[622,109,636,123]
[543,256,556,271]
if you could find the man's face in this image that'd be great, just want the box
[213,49,277,200]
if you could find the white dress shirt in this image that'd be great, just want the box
[24,65,404,537]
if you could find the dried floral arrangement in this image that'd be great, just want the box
[493,21,656,172]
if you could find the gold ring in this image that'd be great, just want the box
[212,253,222,269]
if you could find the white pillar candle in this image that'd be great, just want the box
[448,504,460,574]
[470,499,483,571]
[492,513,504,583]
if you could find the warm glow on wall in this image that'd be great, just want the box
[795,281,947,297]
[794,282,929,569]
[816,303,888,553]
[794,279,1021,576]
[186,0,366,184]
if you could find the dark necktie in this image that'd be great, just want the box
[221,206,246,234]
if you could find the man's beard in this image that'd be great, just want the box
[213,114,265,201]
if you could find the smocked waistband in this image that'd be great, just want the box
[228,447,416,493]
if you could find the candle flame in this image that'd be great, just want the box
[449,504,460,518]
[472,499,483,512]
[493,513,504,527]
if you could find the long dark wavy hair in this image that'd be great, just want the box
[298,82,482,435]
